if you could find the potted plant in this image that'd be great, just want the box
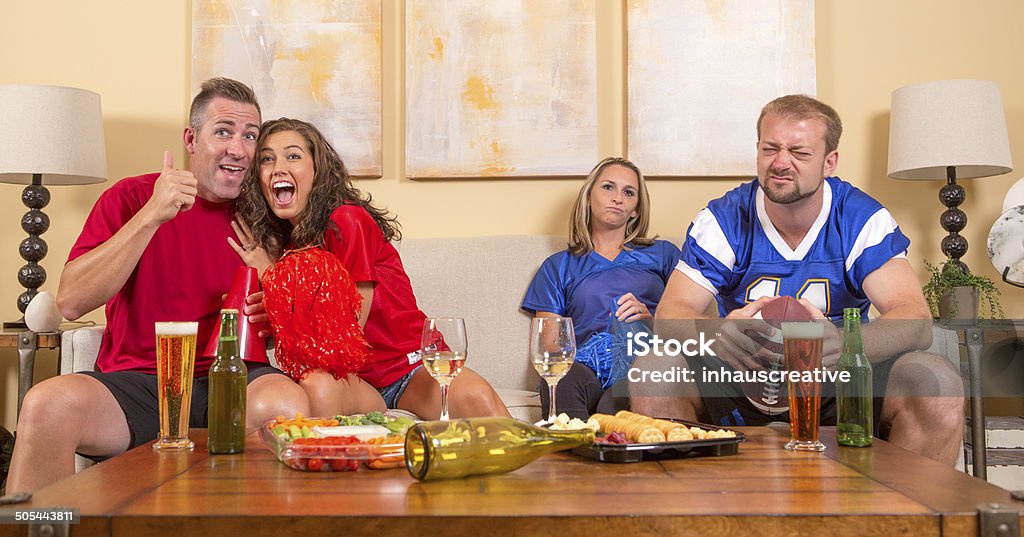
[922,259,1004,320]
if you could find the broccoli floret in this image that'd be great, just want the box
[334,415,365,426]
[364,411,387,425]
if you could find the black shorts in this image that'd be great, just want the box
[689,354,896,439]
[79,363,285,455]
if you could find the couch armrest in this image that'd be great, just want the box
[59,326,105,474]
[925,325,967,472]
[926,325,961,369]
[60,325,105,375]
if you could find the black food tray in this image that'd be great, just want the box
[572,419,745,463]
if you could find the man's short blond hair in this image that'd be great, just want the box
[757,95,842,153]
[188,77,260,132]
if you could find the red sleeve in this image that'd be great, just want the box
[323,205,384,284]
[67,176,152,264]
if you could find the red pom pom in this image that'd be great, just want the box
[261,247,367,381]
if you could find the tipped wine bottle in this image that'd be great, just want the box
[405,417,594,481]
[208,309,247,454]
[837,308,872,447]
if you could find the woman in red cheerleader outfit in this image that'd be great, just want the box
[233,118,509,419]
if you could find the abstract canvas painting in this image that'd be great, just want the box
[406,0,598,177]
[192,0,382,177]
[627,0,816,176]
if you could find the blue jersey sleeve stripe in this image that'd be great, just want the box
[844,208,903,272]
[847,239,912,295]
[688,208,737,270]
[675,260,719,295]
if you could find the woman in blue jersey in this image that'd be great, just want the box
[521,157,680,419]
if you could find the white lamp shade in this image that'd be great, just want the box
[887,79,1013,181]
[0,84,108,185]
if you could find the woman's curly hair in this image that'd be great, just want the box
[237,118,401,258]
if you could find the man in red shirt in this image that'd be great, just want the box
[7,78,309,493]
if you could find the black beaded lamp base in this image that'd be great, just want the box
[939,166,970,274]
[4,173,49,329]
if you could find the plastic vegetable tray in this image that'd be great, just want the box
[259,420,405,472]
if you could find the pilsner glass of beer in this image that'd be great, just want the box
[154,322,198,451]
[782,321,825,452]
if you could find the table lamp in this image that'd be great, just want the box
[0,85,108,329]
[887,79,1014,274]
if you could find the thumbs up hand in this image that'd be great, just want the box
[145,151,199,224]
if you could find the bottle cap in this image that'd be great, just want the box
[203,266,268,362]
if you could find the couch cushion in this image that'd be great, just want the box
[399,235,567,393]
[386,391,540,425]
[498,388,542,423]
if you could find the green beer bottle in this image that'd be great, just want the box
[208,309,247,454]
[837,308,872,447]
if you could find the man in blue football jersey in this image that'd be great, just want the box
[634,95,963,465]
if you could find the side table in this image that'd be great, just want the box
[0,329,60,420]
[936,319,1024,480]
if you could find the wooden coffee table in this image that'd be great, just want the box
[4,426,1020,536]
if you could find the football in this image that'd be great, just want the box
[741,296,815,416]
[746,296,815,352]
[760,295,815,325]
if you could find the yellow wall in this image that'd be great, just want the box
[0,0,1022,427]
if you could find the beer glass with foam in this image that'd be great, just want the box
[782,321,825,452]
[154,322,198,451]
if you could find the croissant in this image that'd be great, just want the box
[615,410,694,442]
[591,414,665,443]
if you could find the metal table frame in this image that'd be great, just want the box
[963,325,986,479]
[938,319,1024,480]
[0,330,61,419]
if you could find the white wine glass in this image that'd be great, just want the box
[421,317,467,421]
[530,317,576,425]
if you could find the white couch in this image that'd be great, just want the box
[60,235,576,423]
[59,234,964,425]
